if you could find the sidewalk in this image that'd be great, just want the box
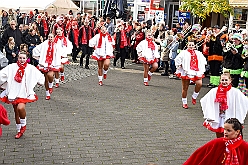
[1,60,248,165]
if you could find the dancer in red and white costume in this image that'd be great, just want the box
[89,26,115,86]
[183,118,248,165]
[175,40,207,109]
[136,30,159,86]
[54,27,72,87]
[0,52,45,139]
[33,33,61,100]
[200,72,248,138]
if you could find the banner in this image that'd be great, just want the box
[150,0,163,10]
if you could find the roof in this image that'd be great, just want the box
[229,0,248,7]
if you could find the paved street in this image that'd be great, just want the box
[1,59,248,165]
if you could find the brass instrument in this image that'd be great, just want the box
[210,26,227,41]
[181,25,192,41]
[241,45,248,59]
[223,42,238,53]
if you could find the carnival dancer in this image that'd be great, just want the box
[183,118,248,165]
[52,16,66,36]
[68,20,79,63]
[113,23,128,69]
[0,52,45,139]
[78,19,94,69]
[33,33,61,100]
[206,25,224,88]
[136,30,159,86]
[201,72,248,138]
[54,27,72,87]
[175,40,207,109]
[222,33,244,87]
[201,72,248,137]
[89,26,115,86]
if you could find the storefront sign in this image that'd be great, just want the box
[178,11,190,25]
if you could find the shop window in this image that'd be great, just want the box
[233,8,247,29]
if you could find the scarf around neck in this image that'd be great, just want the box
[188,49,199,71]
[97,32,112,48]
[14,61,28,83]
[121,30,128,46]
[54,35,67,47]
[146,37,155,50]
[81,26,92,44]
[42,19,48,36]
[45,41,54,66]
[215,84,232,111]
[224,135,243,165]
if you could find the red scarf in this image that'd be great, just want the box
[91,20,95,29]
[121,30,128,47]
[54,35,67,47]
[14,61,27,83]
[146,37,155,50]
[97,32,112,48]
[215,84,232,111]
[42,19,48,36]
[72,28,79,47]
[188,49,199,71]
[45,41,54,66]
[224,135,243,165]
[81,26,92,44]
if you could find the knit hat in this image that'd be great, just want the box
[231,33,243,42]
[0,104,10,136]
[56,16,63,22]
[191,24,201,32]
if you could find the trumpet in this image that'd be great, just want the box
[223,42,238,53]
[210,26,227,41]
[241,45,248,59]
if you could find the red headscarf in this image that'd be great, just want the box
[54,35,67,47]
[188,49,199,71]
[224,134,243,165]
[146,37,155,50]
[215,84,232,111]
[97,32,112,48]
[81,26,93,45]
[14,61,28,83]
[45,41,54,66]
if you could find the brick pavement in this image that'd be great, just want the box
[1,60,248,165]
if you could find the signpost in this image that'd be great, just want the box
[178,11,190,26]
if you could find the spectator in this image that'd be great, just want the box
[5,37,18,64]
[105,17,114,36]
[2,20,23,48]
[0,11,9,29]
[233,24,242,33]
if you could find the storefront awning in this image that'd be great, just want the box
[229,0,248,8]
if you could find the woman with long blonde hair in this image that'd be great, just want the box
[5,37,18,64]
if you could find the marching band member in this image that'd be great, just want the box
[68,20,79,63]
[89,26,115,86]
[0,52,45,138]
[222,33,244,88]
[175,39,207,109]
[206,25,224,88]
[240,37,248,95]
[136,30,159,86]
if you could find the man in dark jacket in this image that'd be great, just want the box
[2,20,24,49]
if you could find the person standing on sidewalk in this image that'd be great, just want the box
[113,23,128,69]
[33,33,61,100]
[78,19,94,69]
[200,72,248,138]
[0,52,45,139]
[89,26,115,86]
[175,40,206,109]
[136,30,159,86]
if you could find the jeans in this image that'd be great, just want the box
[170,59,176,74]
